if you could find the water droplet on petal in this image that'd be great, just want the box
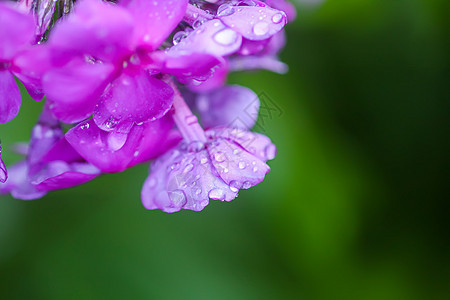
[242,181,252,189]
[253,22,269,36]
[213,28,239,46]
[200,157,208,164]
[214,151,226,162]
[184,163,194,173]
[209,188,226,200]
[168,189,187,207]
[238,162,246,169]
[229,180,241,192]
[272,13,284,24]
[195,188,202,195]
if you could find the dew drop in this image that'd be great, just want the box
[272,13,284,24]
[184,163,194,173]
[253,22,269,36]
[213,28,238,46]
[238,162,246,169]
[208,188,226,200]
[242,181,252,189]
[229,180,241,192]
[168,189,187,207]
[214,151,226,162]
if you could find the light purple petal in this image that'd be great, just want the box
[48,0,135,62]
[66,120,146,173]
[142,146,238,213]
[169,19,242,57]
[0,2,35,60]
[265,0,297,22]
[31,161,100,191]
[0,70,21,124]
[93,70,173,133]
[218,3,287,41]
[120,0,188,50]
[187,62,229,92]
[207,138,270,189]
[207,127,277,162]
[43,58,115,123]
[196,85,260,130]
[0,161,47,200]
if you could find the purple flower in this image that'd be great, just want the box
[0,106,101,200]
[0,2,39,124]
[142,126,276,213]
[195,84,260,130]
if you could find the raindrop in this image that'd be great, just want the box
[213,28,238,46]
[238,162,246,169]
[229,180,241,192]
[209,188,226,200]
[253,22,269,36]
[214,151,226,162]
[272,13,284,24]
[184,163,194,173]
[168,190,187,207]
[242,181,252,189]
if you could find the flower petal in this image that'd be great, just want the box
[43,59,114,123]
[93,70,173,133]
[121,0,188,49]
[0,2,35,60]
[0,146,7,183]
[31,161,100,191]
[169,20,242,57]
[0,161,46,200]
[48,0,135,62]
[207,138,270,189]
[0,70,21,124]
[196,85,260,130]
[66,120,145,173]
[218,3,287,41]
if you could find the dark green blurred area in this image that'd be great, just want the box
[1,0,449,299]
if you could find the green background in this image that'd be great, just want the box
[1,0,449,299]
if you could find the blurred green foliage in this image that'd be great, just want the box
[0,0,448,299]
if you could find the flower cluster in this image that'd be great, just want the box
[0,0,294,212]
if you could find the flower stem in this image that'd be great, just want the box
[167,78,207,144]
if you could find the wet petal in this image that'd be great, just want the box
[43,58,114,123]
[0,70,21,124]
[94,70,173,133]
[207,127,277,162]
[196,85,260,130]
[218,3,287,41]
[207,138,270,189]
[66,120,145,173]
[265,0,297,22]
[48,0,135,62]
[121,0,188,49]
[31,161,100,191]
[142,146,237,213]
[187,62,229,92]
[0,2,35,60]
[0,161,47,200]
[169,19,242,57]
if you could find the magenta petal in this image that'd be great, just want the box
[128,115,180,167]
[207,138,270,188]
[43,59,114,123]
[31,161,100,191]
[170,20,242,57]
[151,51,222,83]
[196,85,260,130]
[187,62,229,92]
[48,0,135,62]
[94,70,173,133]
[0,70,21,124]
[121,0,188,49]
[218,4,287,41]
[265,0,297,22]
[42,137,85,164]
[0,161,46,200]
[66,120,145,173]
[0,3,35,60]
